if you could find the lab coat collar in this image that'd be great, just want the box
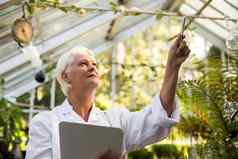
[60,99,102,122]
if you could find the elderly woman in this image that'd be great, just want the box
[25,34,190,159]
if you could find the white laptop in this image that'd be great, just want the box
[59,122,123,159]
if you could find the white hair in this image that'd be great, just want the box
[56,46,94,96]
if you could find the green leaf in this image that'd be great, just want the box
[109,0,118,12]
[58,6,68,13]
[155,8,163,20]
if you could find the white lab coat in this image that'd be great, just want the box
[25,94,179,159]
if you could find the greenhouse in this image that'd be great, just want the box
[0,0,238,158]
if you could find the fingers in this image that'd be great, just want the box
[177,40,186,52]
[174,34,185,48]
[184,46,191,57]
[170,34,185,52]
[176,40,190,56]
[168,33,190,65]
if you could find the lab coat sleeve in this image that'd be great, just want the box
[120,94,180,152]
[25,112,52,159]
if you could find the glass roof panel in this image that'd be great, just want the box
[180,4,229,40]
[186,0,228,31]
[210,0,238,19]
[224,0,238,9]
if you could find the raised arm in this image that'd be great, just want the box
[107,35,190,152]
[160,34,190,116]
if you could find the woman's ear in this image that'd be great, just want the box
[61,71,69,82]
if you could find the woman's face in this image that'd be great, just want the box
[63,53,100,93]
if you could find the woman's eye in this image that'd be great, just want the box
[78,62,87,66]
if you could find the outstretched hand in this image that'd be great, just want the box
[167,34,190,69]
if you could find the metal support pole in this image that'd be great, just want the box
[131,45,136,110]
[111,45,117,105]
[29,89,35,122]
[50,78,56,110]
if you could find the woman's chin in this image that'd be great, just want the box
[87,79,99,88]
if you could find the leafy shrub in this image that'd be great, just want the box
[128,148,153,159]
[152,144,180,159]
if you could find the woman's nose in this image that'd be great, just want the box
[88,63,96,71]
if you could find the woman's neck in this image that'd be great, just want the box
[67,90,95,122]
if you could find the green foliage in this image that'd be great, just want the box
[0,99,23,144]
[25,0,166,21]
[152,144,180,159]
[177,115,210,139]
[0,99,24,157]
[128,144,193,159]
[128,149,153,159]
[108,0,118,12]
[177,46,238,158]
[155,8,163,20]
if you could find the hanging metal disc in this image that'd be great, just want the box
[11,18,33,46]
